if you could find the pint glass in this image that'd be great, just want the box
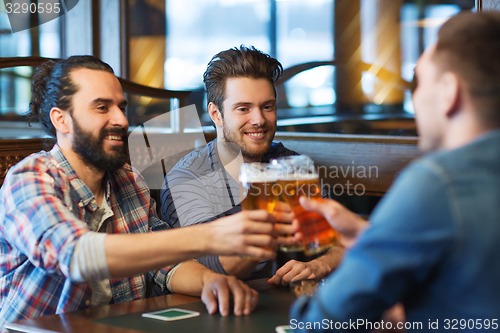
[273,155,339,256]
[239,162,280,213]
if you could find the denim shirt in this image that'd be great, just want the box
[290,130,500,332]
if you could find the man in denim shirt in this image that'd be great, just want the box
[290,11,500,332]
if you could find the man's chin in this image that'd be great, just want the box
[241,147,271,161]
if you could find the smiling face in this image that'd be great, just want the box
[68,68,129,172]
[215,77,277,162]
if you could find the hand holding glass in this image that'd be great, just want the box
[272,155,339,256]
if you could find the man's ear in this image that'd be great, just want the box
[208,102,223,127]
[439,72,460,118]
[49,107,71,134]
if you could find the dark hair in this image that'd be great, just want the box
[29,55,114,137]
[433,11,500,127]
[203,45,283,112]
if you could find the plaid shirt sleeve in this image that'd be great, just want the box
[1,153,92,327]
[2,156,89,277]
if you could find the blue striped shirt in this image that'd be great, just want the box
[160,139,297,279]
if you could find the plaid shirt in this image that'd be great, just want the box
[0,145,171,329]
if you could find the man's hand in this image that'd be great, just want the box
[205,210,299,260]
[200,272,258,316]
[299,197,369,248]
[273,201,302,248]
[268,245,344,286]
[214,205,299,279]
[206,210,276,259]
[269,259,317,285]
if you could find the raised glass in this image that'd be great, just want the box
[272,155,339,256]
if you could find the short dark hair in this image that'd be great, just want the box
[433,11,500,127]
[203,45,283,112]
[29,55,114,137]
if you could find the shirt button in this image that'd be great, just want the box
[85,299,90,306]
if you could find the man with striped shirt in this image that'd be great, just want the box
[161,46,343,283]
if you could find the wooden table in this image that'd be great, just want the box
[5,280,295,333]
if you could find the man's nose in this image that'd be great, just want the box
[110,106,129,129]
[249,108,266,126]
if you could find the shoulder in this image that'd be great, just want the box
[424,131,500,178]
[1,150,73,204]
[369,154,456,230]
[167,140,216,176]
[4,150,62,183]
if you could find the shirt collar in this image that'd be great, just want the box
[49,144,110,210]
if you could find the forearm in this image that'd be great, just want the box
[218,256,259,279]
[104,210,276,278]
[307,245,344,278]
[168,260,213,296]
[104,227,210,278]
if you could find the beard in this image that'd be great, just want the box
[72,118,129,173]
[222,123,274,161]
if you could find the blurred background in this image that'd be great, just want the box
[0,0,477,137]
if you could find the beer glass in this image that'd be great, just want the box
[238,163,280,259]
[273,155,339,256]
[239,162,280,212]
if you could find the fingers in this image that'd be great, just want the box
[275,233,301,248]
[216,280,231,316]
[289,267,316,282]
[210,211,277,258]
[273,219,298,235]
[240,244,276,261]
[299,197,337,219]
[241,210,276,223]
[270,260,315,286]
[298,197,360,233]
[228,279,258,316]
[201,274,258,317]
[201,287,219,315]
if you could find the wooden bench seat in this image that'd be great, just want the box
[274,132,421,197]
[1,134,421,198]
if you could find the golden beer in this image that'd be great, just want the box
[241,180,279,213]
[239,163,280,259]
[239,162,280,213]
[273,156,339,255]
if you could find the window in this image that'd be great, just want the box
[0,0,478,137]
[0,1,62,120]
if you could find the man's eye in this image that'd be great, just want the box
[237,107,249,112]
[97,105,108,111]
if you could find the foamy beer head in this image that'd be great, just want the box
[239,162,280,212]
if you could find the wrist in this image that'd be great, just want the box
[194,223,215,255]
[200,268,218,286]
